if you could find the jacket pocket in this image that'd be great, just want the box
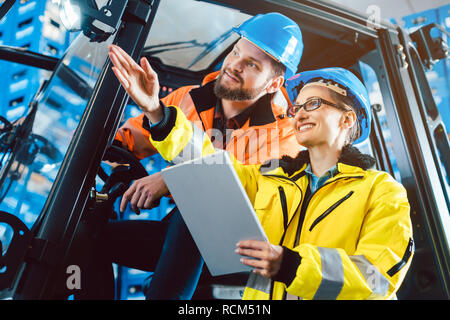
[309,191,354,232]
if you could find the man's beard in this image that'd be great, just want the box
[214,70,268,101]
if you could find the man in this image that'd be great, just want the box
[113,13,303,213]
[105,12,304,299]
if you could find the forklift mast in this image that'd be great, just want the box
[11,0,161,299]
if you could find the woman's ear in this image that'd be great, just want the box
[342,110,357,129]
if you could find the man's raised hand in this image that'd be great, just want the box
[108,44,163,123]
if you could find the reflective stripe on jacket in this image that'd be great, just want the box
[149,106,414,300]
[114,71,299,164]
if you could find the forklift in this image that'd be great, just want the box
[0,0,448,300]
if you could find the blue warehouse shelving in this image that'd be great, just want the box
[0,1,73,237]
[0,0,71,120]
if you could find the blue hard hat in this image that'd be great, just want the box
[285,67,371,144]
[233,13,303,79]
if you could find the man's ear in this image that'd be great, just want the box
[266,76,285,94]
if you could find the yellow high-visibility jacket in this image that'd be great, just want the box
[149,106,414,300]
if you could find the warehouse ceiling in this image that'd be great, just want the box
[329,0,449,26]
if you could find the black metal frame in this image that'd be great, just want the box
[362,27,449,298]
[11,0,161,299]
[396,27,450,297]
[0,46,93,100]
[0,46,59,71]
[368,103,395,176]
[0,0,16,21]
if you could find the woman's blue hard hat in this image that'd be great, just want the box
[285,67,372,144]
[233,13,303,79]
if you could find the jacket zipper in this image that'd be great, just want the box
[263,172,363,299]
[308,191,354,232]
[278,186,289,231]
[294,183,312,246]
[263,173,305,246]
[294,175,364,246]
[263,173,304,300]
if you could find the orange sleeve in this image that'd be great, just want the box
[114,85,195,160]
[115,114,156,160]
[280,85,293,106]
[278,116,302,158]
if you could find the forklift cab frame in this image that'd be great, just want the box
[0,0,448,300]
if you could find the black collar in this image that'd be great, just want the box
[248,94,277,127]
[189,80,277,127]
[213,99,255,129]
[189,80,217,113]
[261,145,376,175]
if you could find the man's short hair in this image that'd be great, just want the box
[268,58,286,78]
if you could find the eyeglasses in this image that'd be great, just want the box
[287,98,351,118]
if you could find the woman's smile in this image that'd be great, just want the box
[297,122,315,133]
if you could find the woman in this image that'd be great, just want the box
[144,67,414,300]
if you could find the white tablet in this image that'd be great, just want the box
[161,150,268,276]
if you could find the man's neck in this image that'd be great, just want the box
[221,97,260,120]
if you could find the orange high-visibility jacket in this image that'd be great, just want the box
[114,71,300,164]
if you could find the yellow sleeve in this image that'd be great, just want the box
[149,105,262,204]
